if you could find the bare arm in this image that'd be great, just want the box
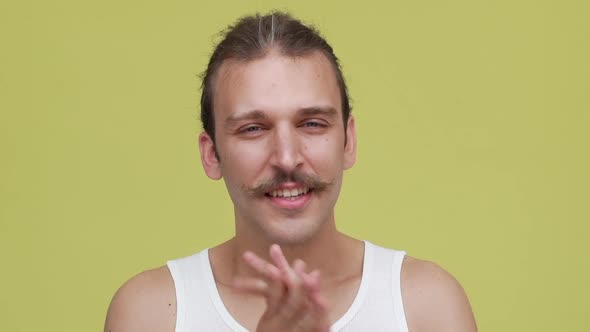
[402,257,477,332]
[104,266,176,332]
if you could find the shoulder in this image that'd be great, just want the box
[400,256,477,332]
[104,265,176,332]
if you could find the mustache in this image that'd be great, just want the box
[244,170,333,195]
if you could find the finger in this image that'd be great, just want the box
[268,244,298,293]
[309,291,330,315]
[268,244,300,310]
[242,251,285,311]
[294,258,307,275]
[295,291,330,332]
[243,251,282,280]
[309,269,320,280]
[300,270,330,314]
[269,244,291,273]
[301,269,320,291]
[266,270,285,312]
[279,259,308,322]
[291,268,330,331]
[296,265,318,296]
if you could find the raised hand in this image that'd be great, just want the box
[233,244,330,332]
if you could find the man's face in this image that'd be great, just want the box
[199,50,356,244]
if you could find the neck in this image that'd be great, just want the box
[209,220,363,285]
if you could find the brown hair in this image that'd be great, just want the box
[200,11,351,144]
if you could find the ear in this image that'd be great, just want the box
[199,132,222,180]
[343,116,357,170]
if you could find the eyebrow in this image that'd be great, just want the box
[224,106,339,128]
[224,110,268,128]
[298,106,338,119]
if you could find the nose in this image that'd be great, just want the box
[269,124,304,173]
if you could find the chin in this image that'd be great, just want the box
[256,216,326,246]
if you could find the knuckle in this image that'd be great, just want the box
[285,272,301,289]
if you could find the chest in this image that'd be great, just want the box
[217,277,362,331]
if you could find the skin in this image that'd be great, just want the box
[104,50,477,332]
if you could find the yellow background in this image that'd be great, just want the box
[1,1,588,331]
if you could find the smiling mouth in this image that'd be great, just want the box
[263,185,314,209]
[265,185,311,200]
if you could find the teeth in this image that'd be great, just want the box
[268,186,310,198]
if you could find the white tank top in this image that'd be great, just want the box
[167,241,408,332]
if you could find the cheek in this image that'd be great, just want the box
[303,137,345,171]
[222,141,269,179]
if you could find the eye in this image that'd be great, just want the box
[302,120,327,128]
[238,124,265,135]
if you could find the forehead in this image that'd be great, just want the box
[213,51,341,120]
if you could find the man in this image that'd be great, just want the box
[105,11,477,332]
